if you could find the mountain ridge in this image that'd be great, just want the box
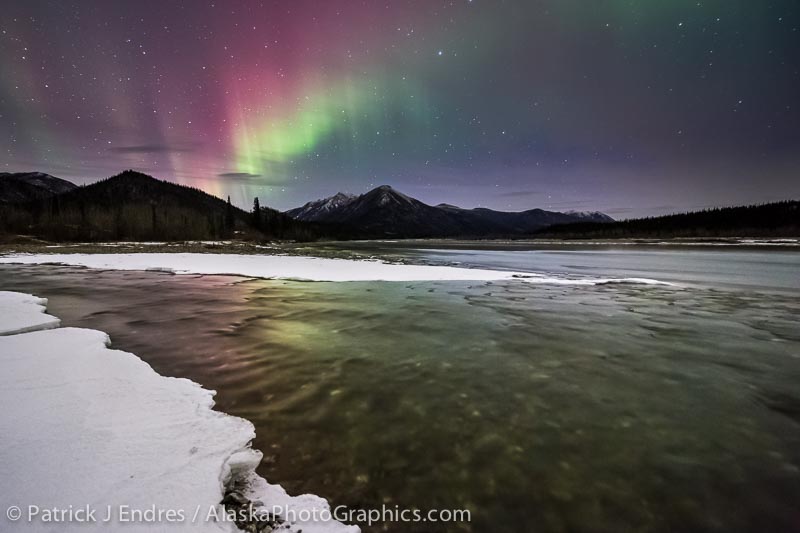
[0,172,78,204]
[4,170,791,242]
[536,201,800,239]
[0,170,317,241]
[286,185,614,237]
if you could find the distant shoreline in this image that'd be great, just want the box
[1,237,798,260]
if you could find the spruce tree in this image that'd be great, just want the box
[225,195,235,234]
[252,197,261,230]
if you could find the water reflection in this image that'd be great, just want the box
[1,264,799,532]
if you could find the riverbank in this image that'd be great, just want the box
[1,246,798,531]
[0,290,356,532]
[0,252,673,285]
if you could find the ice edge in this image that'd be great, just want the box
[0,291,357,533]
[0,253,676,287]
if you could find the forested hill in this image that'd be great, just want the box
[0,170,325,242]
[0,172,78,204]
[534,201,800,239]
[3,170,797,242]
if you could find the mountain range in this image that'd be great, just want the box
[0,171,311,242]
[1,170,795,241]
[1,172,613,240]
[286,185,613,237]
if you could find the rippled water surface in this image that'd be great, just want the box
[1,247,799,532]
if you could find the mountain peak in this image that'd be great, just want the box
[1,171,50,179]
[108,170,160,183]
[365,185,415,206]
[285,191,358,221]
[0,171,78,204]
[565,210,615,222]
[285,184,614,236]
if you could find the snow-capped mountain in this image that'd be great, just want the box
[565,210,615,223]
[286,185,614,238]
[0,172,78,204]
[286,192,357,221]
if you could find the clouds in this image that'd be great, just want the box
[1,0,797,215]
[108,144,197,154]
[214,172,288,187]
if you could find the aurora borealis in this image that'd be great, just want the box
[1,1,798,216]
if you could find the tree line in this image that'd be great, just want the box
[535,201,800,239]
[0,170,333,242]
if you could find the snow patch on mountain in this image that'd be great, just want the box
[286,192,357,221]
[284,185,614,236]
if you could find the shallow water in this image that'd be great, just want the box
[1,248,799,532]
[300,242,800,292]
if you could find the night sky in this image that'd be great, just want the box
[1,1,798,217]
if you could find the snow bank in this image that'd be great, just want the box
[0,291,60,335]
[0,291,357,532]
[0,252,673,285]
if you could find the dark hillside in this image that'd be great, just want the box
[0,172,78,204]
[0,170,319,241]
[535,201,800,239]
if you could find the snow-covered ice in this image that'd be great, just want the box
[0,291,357,532]
[0,291,60,335]
[0,252,673,285]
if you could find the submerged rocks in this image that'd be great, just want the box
[222,485,285,532]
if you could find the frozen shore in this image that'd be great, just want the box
[0,291,60,335]
[0,252,673,285]
[0,291,357,532]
